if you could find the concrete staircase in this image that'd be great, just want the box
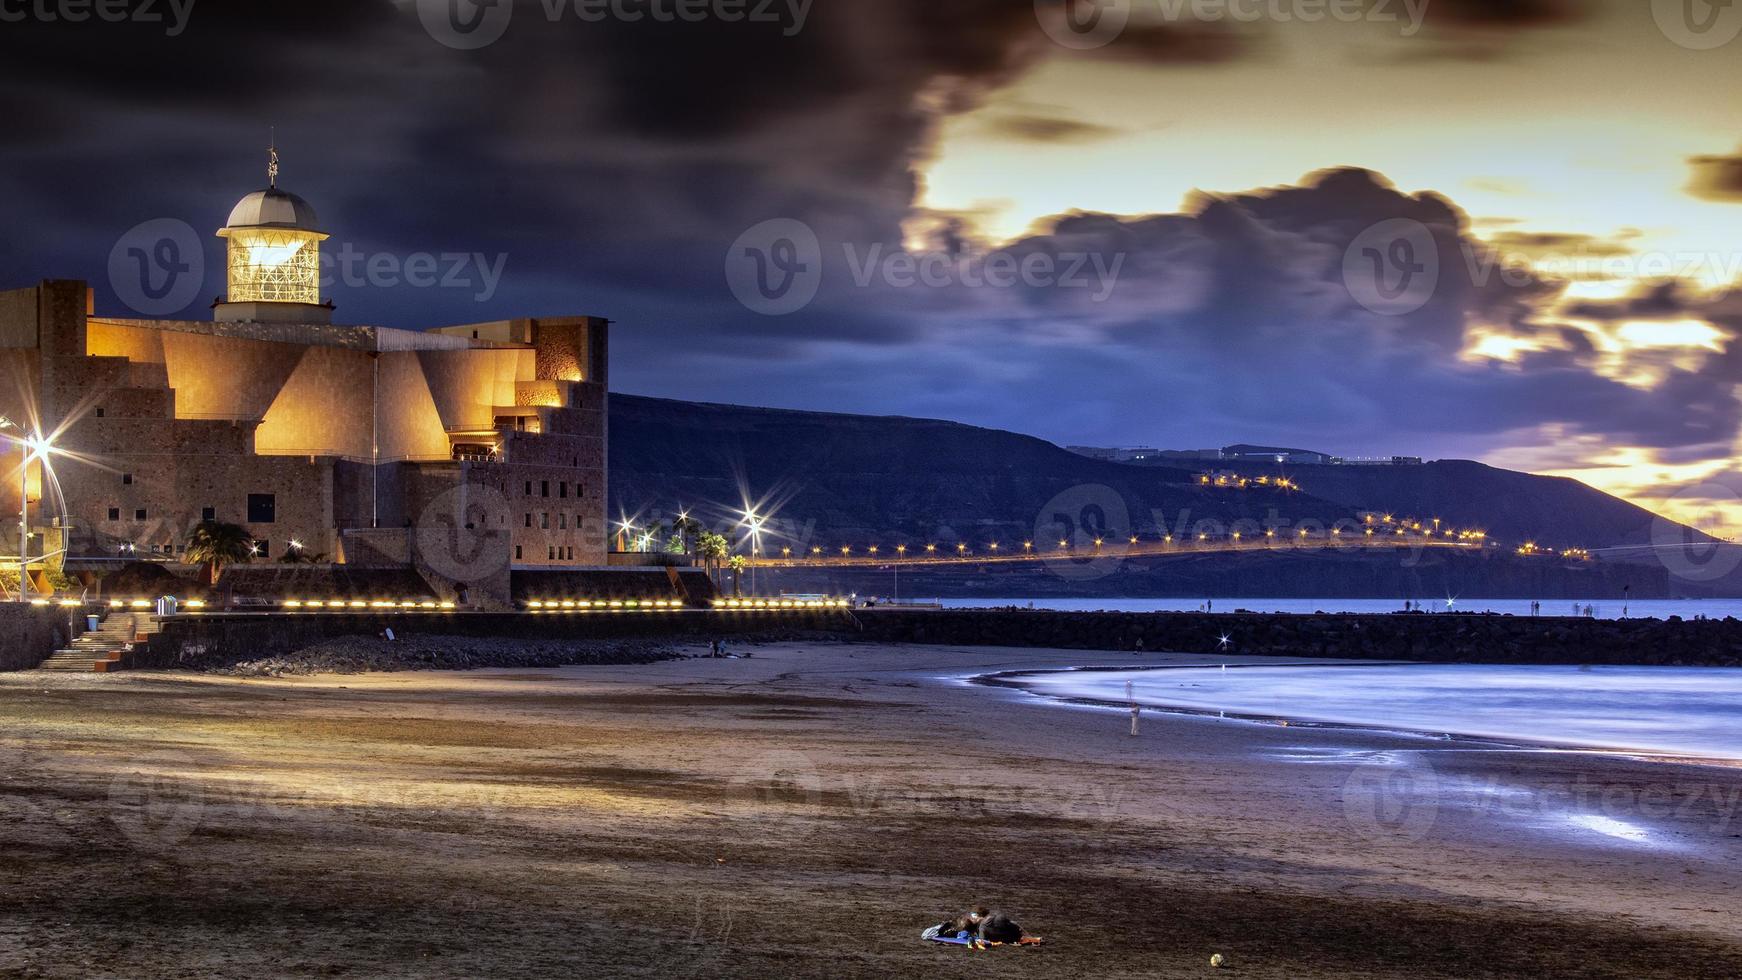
[37,612,159,673]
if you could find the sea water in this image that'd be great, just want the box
[1015,663,1742,761]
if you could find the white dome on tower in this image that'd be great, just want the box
[223,186,322,232]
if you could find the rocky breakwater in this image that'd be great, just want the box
[852,609,1742,667]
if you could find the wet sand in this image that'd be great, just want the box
[1,642,1739,978]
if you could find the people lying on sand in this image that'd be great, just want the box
[924,906,1039,948]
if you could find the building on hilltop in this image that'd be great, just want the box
[0,158,609,606]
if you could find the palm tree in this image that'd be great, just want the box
[672,515,704,557]
[184,521,255,586]
[697,531,730,587]
[727,554,748,598]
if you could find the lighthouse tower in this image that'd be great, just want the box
[214,144,332,324]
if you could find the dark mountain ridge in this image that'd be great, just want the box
[607,394,1695,556]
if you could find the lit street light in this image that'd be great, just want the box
[1,418,52,602]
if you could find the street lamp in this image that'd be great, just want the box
[1,418,51,602]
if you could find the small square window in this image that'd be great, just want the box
[255,540,270,559]
[108,507,120,521]
[95,407,105,418]
[201,506,215,522]
[122,473,132,485]
[135,508,147,521]
[247,493,276,524]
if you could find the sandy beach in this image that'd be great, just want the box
[2,641,1739,978]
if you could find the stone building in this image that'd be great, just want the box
[0,172,609,605]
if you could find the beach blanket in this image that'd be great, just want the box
[921,926,1044,948]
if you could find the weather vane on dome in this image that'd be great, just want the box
[267,127,279,188]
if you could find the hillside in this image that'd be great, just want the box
[607,395,1358,547]
[607,394,1694,556]
[1187,458,1694,551]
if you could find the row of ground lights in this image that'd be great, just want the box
[525,598,684,610]
[715,598,850,609]
[283,599,458,609]
[26,598,211,610]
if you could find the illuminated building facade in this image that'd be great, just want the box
[0,172,608,605]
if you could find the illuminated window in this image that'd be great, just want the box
[220,227,324,305]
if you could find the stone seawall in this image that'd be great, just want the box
[0,604,81,671]
[134,608,1742,671]
[139,610,857,670]
[851,609,1742,667]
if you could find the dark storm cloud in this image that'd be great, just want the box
[847,166,1742,454]
[1484,231,1634,259]
[1414,0,1585,28]
[0,1,1733,467]
[1080,18,1255,63]
[983,114,1124,143]
[1563,280,1703,322]
[1688,149,1742,203]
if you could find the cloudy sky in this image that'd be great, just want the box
[2,0,1741,532]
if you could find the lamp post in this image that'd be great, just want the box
[0,417,41,602]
